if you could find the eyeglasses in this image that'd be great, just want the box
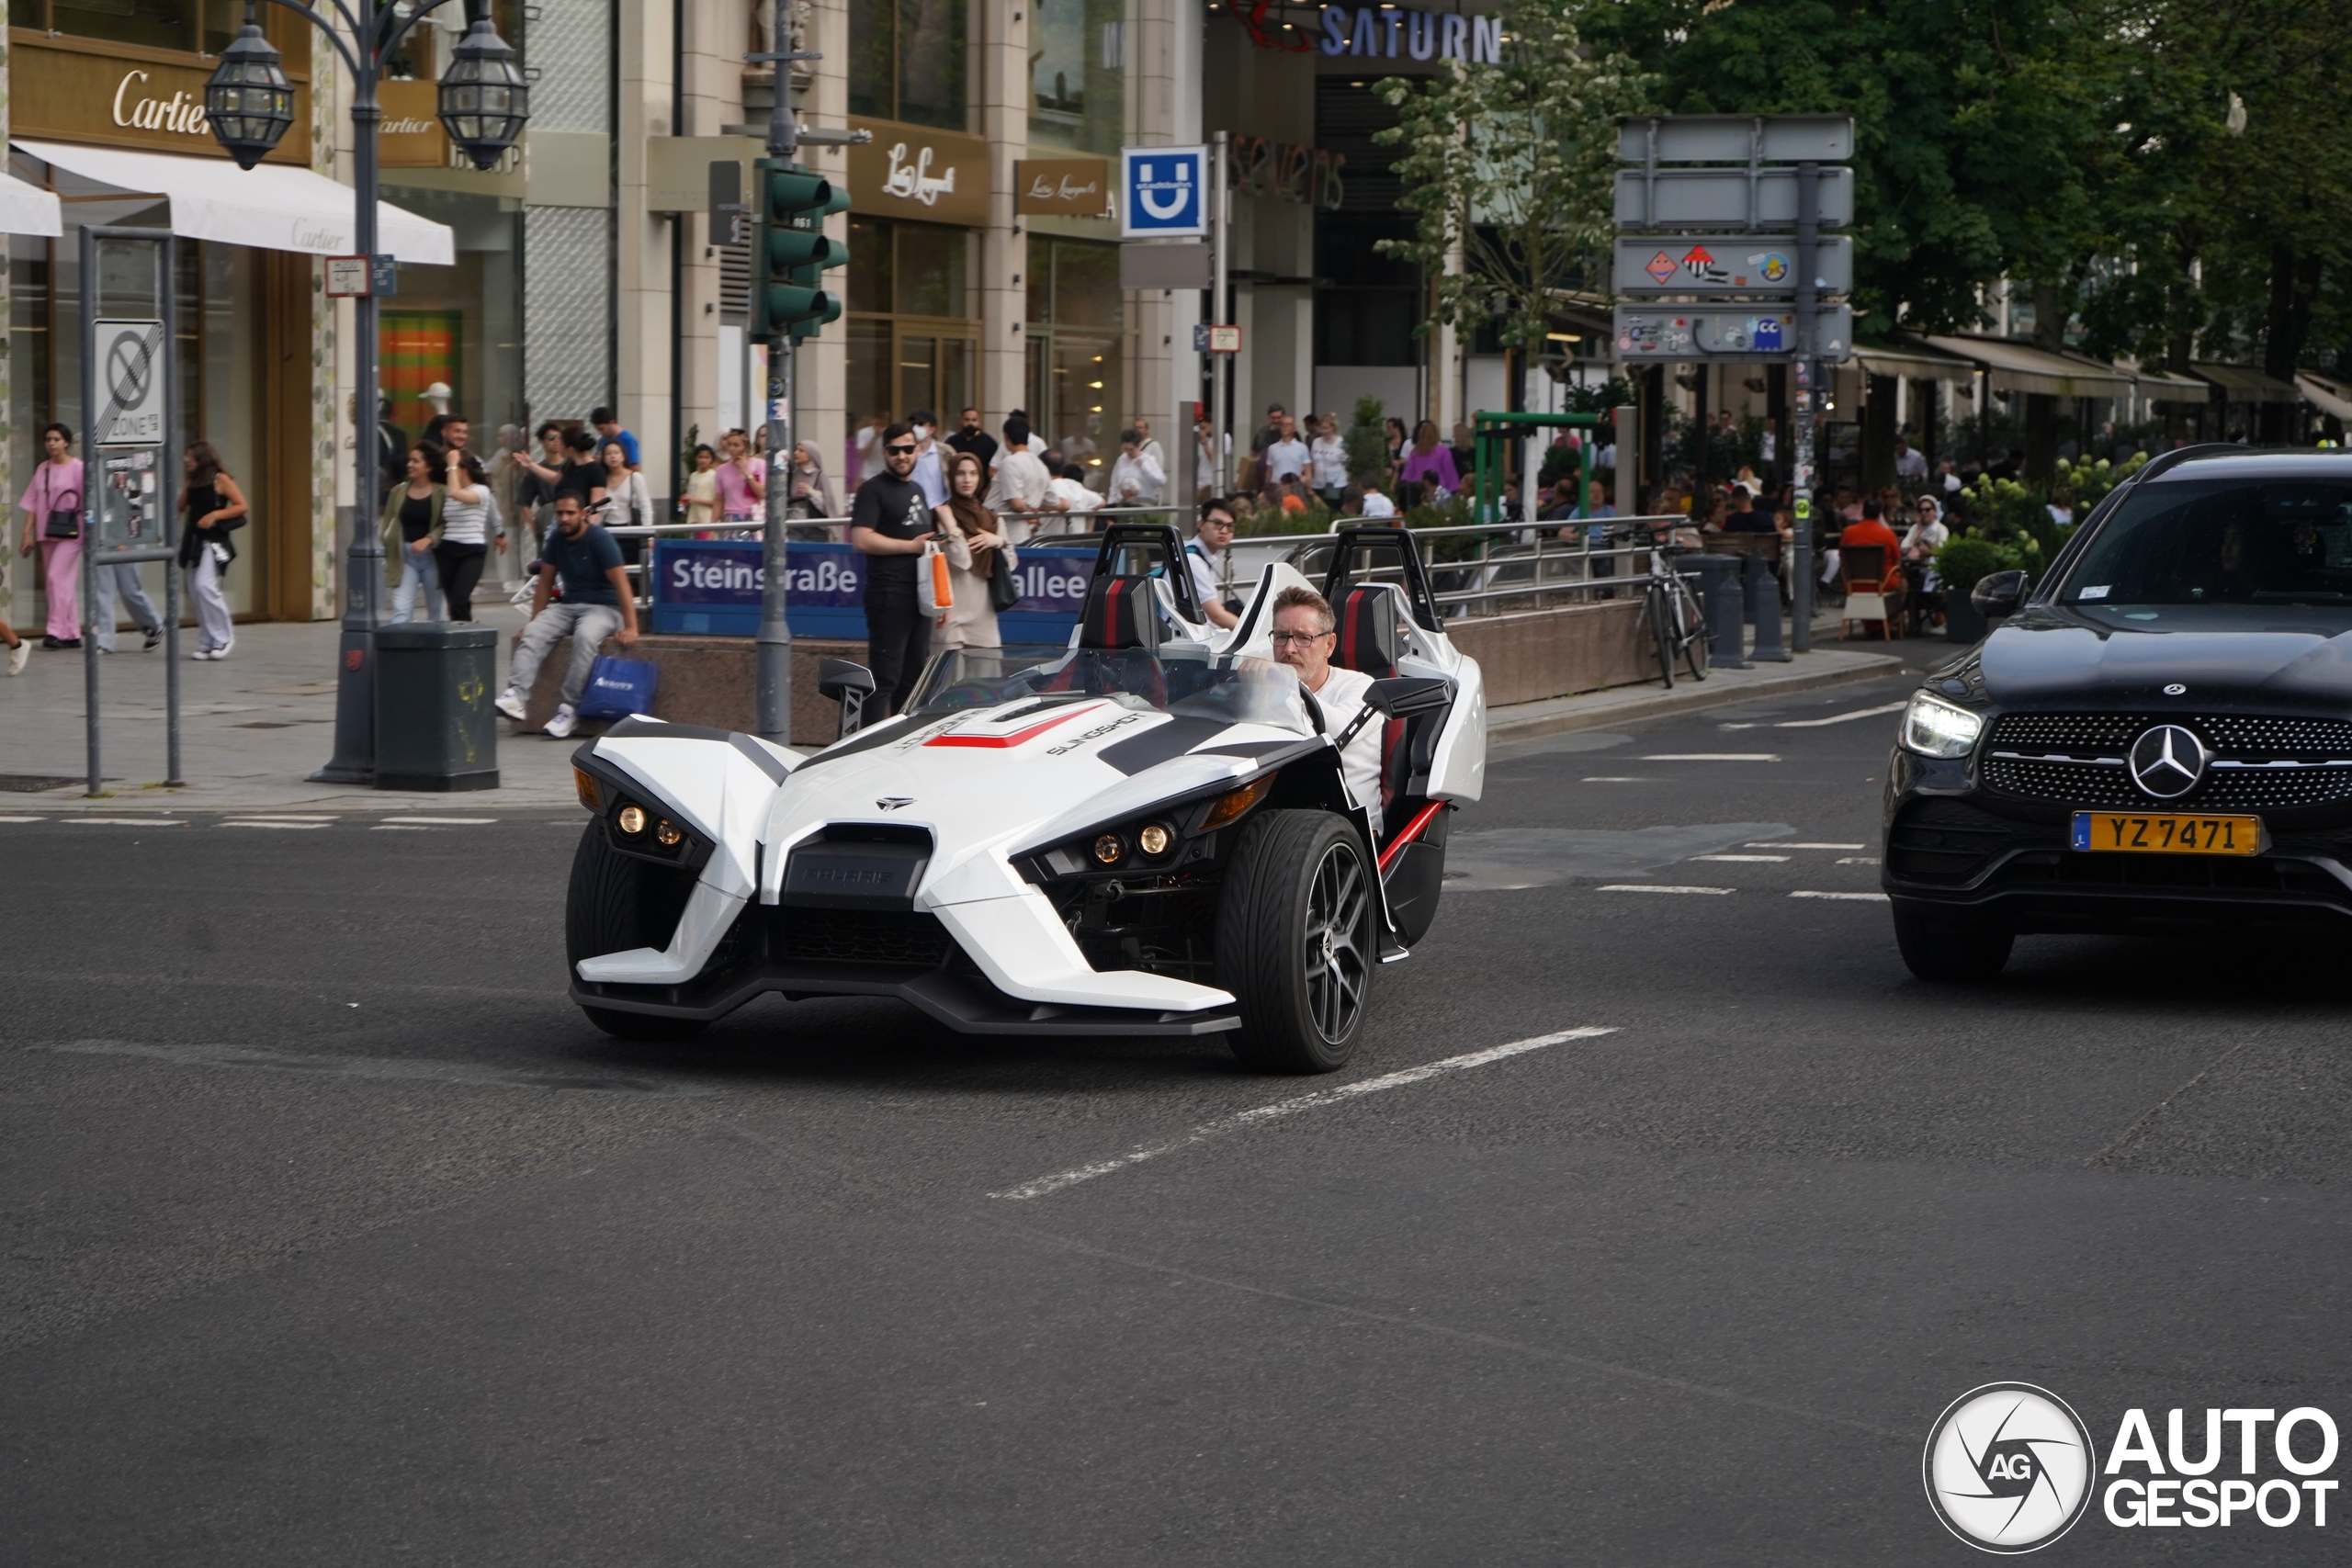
[1269,630,1332,647]
[885,444,917,456]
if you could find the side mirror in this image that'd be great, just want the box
[1973,570,2029,619]
[819,659,876,739]
[1363,675,1452,719]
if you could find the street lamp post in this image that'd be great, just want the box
[204,0,527,785]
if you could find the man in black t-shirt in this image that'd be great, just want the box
[850,421,937,715]
[944,406,999,475]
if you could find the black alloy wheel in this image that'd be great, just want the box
[565,820,709,1041]
[1216,809,1375,1073]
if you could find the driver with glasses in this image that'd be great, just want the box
[1268,585,1385,837]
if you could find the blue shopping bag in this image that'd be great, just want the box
[576,655,659,719]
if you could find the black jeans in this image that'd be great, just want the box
[865,585,931,716]
[435,541,489,621]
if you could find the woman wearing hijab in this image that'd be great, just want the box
[786,440,839,540]
[933,449,1017,650]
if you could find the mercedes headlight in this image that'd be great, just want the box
[1902,692,1985,758]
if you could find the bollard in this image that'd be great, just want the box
[1746,552,1792,661]
[1684,553,1748,671]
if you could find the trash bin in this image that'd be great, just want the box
[374,624,499,791]
[1682,553,1748,671]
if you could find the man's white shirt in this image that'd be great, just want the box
[1109,447,1166,504]
[1262,436,1310,485]
[1306,664,1385,837]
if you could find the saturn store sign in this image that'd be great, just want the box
[846,117,990,229]
[12,35,311,164]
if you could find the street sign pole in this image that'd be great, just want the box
[1210,130,1230,495]
[1791,161,1818,653]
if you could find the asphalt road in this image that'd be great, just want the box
[6,669,2350,1564]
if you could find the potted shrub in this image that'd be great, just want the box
[1933,534,2026,643]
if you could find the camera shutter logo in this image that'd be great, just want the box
[1923,1383,2097,1553]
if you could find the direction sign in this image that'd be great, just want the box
[1614,234,1852,296]
[1613,166,1854,230]
[92,319,165,445]
[1614,305,1853,363]
[1618,115,1854,165]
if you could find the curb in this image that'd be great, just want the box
[1487,649,1920,742]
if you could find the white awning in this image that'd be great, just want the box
[0,170,61,236]
[16,140,452,265]
[2297,371,2352,423]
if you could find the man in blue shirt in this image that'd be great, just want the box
[590,406,639,469]
[494,491,641,739]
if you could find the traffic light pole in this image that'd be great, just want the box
[753,0,808,743]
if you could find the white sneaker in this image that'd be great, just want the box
[7,640,27,675]
[214,637,233,660]
[192,648,218,661]
[493,687,528,722]
[545,704,578,739]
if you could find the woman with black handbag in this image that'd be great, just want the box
[16,423,85,649]
[933,450,1019,651]
[176,442,248,660]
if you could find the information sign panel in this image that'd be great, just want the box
[1120,145,1208,238]
[1613,166,1854,230]
[1617,115,1854,165]
[1614,305,1853,363]
[95,445,165,551]
[1614,234,1852,296]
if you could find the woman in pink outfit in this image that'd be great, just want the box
[712,427,764,531]
[17,423,85,648]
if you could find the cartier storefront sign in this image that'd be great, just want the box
[9,33,311,163]
[846,116,990,228]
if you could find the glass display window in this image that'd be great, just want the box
[1028,0,1127,155]
[849,0,971,132]
[1024,235,1127,487]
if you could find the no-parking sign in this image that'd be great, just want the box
[92,319,165,445]
[1121,146,1208,238]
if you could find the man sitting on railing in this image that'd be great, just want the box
[494,491,640,740]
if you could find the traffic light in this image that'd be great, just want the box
[752,158,851,342]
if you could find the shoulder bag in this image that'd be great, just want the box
[988,549,1022,612]
[43,468,80,540]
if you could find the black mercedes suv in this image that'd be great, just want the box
[1884,446,2352,978]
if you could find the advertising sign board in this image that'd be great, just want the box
[1613,234,1852,296]
[1614,304,1853,363]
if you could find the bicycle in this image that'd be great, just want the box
[1609,523,1709,688]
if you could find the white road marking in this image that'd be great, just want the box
[1639,753,1780,761]
[990,1026,1619,1201]
[1837,855,1881,864]
[69,818,185,826]
[0,816,46,823]
[1580,776,1656,783]
[1790,890,1889,901]
[1749,841,1864,850]
[1690,853,1786,863]
[1771,701,1908,728]
[1598,884,1732,895]
[379,817,498,825]
[220,820,332,830]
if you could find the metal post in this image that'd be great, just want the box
[312,8,385,784]
[753,0,797,741]
[1210,129,1230,494]
[80,224,98,796]
[1790,159,1817,654]
[162,232,180,785]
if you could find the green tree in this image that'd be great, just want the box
[1371,0,1651,351]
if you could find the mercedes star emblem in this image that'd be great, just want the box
[2128,724,2208,799]
[2163,682,2188,695]
[876,796,914,811]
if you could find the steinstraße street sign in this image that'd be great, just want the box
[1614,305,1853,362]
[92,319,165,445]
[1614,234,1852,297]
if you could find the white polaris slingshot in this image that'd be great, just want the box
[563,525,1487,1073]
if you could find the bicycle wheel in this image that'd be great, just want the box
[1675,580,1710,681]
[1648,581,1679,689]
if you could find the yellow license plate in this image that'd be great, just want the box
[2071,811,2267,856]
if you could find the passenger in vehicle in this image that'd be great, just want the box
[1185,499,1242,628]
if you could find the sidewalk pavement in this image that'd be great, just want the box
[1,605,1939,813]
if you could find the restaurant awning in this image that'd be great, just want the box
[2193,362,2301,404]
[2122,361,2209,401]
[1917,334,2134,399]
[17,140,453,265]
[1852,338,1979,380]
[2295,371,2352,423]
[0,170,61,236]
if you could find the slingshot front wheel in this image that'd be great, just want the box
[1216,810,1374,1074]
[565,822,708,1042]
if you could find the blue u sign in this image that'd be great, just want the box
[1122,145,1208,238]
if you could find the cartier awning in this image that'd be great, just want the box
[17,139,452,264]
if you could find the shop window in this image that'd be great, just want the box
[849,0,969,132]
[35,0,312,60]
[1028,0,1125,156]
[844,219,977,443]
[1025,235,1126,485]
